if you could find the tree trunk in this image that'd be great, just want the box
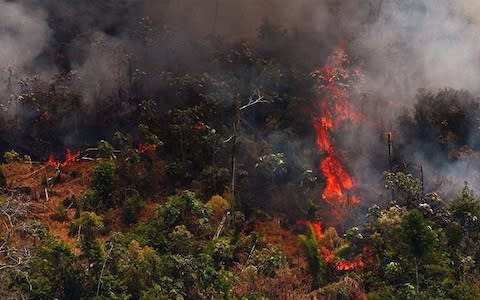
[230,100,241,214]
[415,257,420,299]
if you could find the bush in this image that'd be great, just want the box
[97,140,116,159]
[206,195,230,220]
[3,150,21,163]
[122,195,145,224]
[252,246,287,277]
[56,203,68,221]
[89,161,116,210]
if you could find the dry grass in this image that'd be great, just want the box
[2,161,93,248]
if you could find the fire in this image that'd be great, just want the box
[313,46,363,213]
[311,222,323,240]
[320,154,360,205]
[336,259,364,271]
[321,247,335,263]
[297,46,374,275]
[297,47,376,279]
[303,221,371,272]
[137,143,159,153]
[193,122,205,131]
[48,149,80,167]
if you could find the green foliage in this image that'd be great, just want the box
[401,209,437,260]
[92,161,116,202]
[84,162,117,211]
[97,140,116,159]
[158,191,212,235]
[138,123,162,146]
[207,237,234,267]
[251,246,286,277]
[199,166,230,197]
[448,280,480,300]
[55,202,69,221]
[385,172,423,207]
[166,160,193,187]
[298,225,323,289]
[122,195,145,225]
[168,225,195,254]
[450,183,480,226]
[76,211,104,240]
[29,236,85,300]
[255,153,287,181]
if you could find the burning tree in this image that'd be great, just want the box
[312,45,364,224]
[299,220,372,292]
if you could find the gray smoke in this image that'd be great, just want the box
[355,0,480,104]
[1,0,480,198]
[0,1,50,91]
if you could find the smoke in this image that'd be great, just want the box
[355,0,480,102]
[75,32,132,104]
[1,1,478,99]
[0,0,50,90]
[0,0,479,199]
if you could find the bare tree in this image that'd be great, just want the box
[0,192,33,298]
[227,90,270,213]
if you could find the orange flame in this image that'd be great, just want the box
[313,46,363,213]
[137,143,159,153]
[193,122,205,131]
[321,247,335,263]
[302,221,372,272]
[311,222,323,241]
[48,149,80,167]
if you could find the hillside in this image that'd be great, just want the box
[2,1,480,299]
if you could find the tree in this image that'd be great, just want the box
[29,236,84,300]
[0,195,41,299]
[384,171,423,208]
[298,224,324,290]
[84,161,117,211]
[401,209,437,295]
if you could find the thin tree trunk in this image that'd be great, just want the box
[230,123,237,213]
[415,257,420,299]
[96,243,114,297]
[230,100,241,214]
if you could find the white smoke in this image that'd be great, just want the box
[356,0,480,104]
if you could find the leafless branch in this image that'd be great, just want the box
[0,245,32,271]
[223,135,234,143]
[240,91,269,111]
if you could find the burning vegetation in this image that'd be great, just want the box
[314,46,362,209]
[2,1,480,299]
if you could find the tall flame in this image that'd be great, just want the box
[314,46,363,213]
[297,46,372,275]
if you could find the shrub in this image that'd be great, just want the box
[122,195,145,225]
[97,140,116,159]
[90,161,116,210]
[206,195,230,220]
[3,150,21,163]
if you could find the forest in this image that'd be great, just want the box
[2,0,480,299]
